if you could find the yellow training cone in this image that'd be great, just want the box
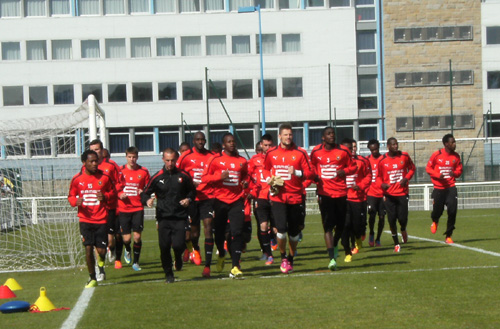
[3,278,22,291]
[32,287,56,312]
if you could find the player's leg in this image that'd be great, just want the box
[256,199,273,264]
[114,216,123,269]
[95,224,108,282]
[201,199,215,276]
[158,220,174,282]
[341,202,353,258]
[375,198,385,246]
[286,203,303,273]
[271,201,290,273]
[119,212,133,265]
[430,188,446,234]
[81,222,98,287]
[351,201,364,251]
[444,187,458,242]
[131,210,144,271]
[228,199,245,278]
[332,196,347,250]
[188,201,202,265]
[367,196,377,246]
[213,200,228,272]
[384,195,400,249]
[397,195,410,244]
[172,219,188,274]
[106,209,117,262]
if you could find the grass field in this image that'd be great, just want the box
[1,209,500,328]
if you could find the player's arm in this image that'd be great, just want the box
[404,155,416,181]
[201,159,229,183]
[357,160,372,191]
[180,172,196,207]
[453,156,463,178]
[67,178,81,207]
[141,175,157,207]
[376,158,389,191]
[341,154,358,177]
[425,152,442,179]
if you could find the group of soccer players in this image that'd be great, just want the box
[69,123,463,287]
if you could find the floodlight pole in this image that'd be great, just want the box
[239,5,266,134]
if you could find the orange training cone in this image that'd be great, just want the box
[0,285,16,299]
[32,287,56,312]
[3,278,23,291]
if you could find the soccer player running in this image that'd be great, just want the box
[310,128,357,270]
[141,148,195,283]
[265,123,315,274]
[426,134,463,244]
[366,139,386,247]
[248,134,274,265]
[202,133,249,279]
[176,131,216,277]
[68,150,116,288]
[117,147,150,271]
[376,137,416,253]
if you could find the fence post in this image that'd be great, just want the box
[32,198,38,225]
[423,184,430,211]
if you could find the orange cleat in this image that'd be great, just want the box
[191,250,202,266]
[394,244,401,253]
[351,247,359,255]
[114,260,122,269]
[401,231,408,244]
[445,237,454,244]
[430,222,438,234]
[202,266,211,278]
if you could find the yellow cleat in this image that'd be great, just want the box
[229,266,243,279]
[344,254,352,263]
[85,279,97,288]
[216,255,225,272]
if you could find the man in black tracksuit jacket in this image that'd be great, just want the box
[141,148,196,283]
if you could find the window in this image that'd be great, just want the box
[181,36,201,56]
[81,40,100,59]
[109,128,130,153]
[159,131,180,150]
[283,77,302,97]
[50,0,70,15]
[358,75,377,110]
[25,0,46,16]
[206,36,226,56]
[131,38,151,58]
[105,38,126,58]
[104,0,125,14]
[54,85,74,104]
[330,0,349,7]
[282,34,300,53]
[233,79,252,99]
[129,0,149,13]
[157,38,175,56]
[1,0,21,17]
[158,82,177,100]
[52,40,72,60]
[279,0,300,9]
[257,34,276,54]
[206,0,223,10]
[258,79,277,97]
[486,27,500,45]
[232,35,250,54]
[179,0,200,12]
[394,26,473,43]
[396,114,474,131]
[357,31,376,65]
[182,81,203,100]
[208,80,227,99]
[234,129,254,150]
[359,126,377,141]
[3,86,23,106]
[155,0,175,12]
[255,0,273,9]
[30,139,52,156]
[307,0,323,7]
[6,143,26,156]
[27,40,47,60]
[108,83,127,102]
[488,72,500,89]
[132,82,153,102]
[29,86,48,104]
[79,0,100,15]
[2,42,20,60]
[135,128,154,152]
[395,70,474,88]
[82,84,103,103]
[355,0,374,21]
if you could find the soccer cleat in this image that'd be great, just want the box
[286,262,294,274]
[124,250,131,264]
[191,250,202,266]
[445,237,454,244]
[166,274,175,283]
[216,255,225,272]
[132,263,142,271]
[106,248,116,263]
[394,244,401,253]
[229,266,243,279]
[431,222,438,234]
[351,247,359,255]
[183,249,190,263]
[344,254,352,263]
[265,256,274,266]
[271,239,278,251]
[401,231,408,244]
[96,271,106,282]
[328,258,337,271]
[361,234,366,241]
[202,266,211,278]
[85,279,98,288]
[375,240,381,247]
[333,246,339,260]
[224,240,228,253]
[369,234,375,247]
[114,260,122,269]
[280,259,290,274]
[355,237,363,250]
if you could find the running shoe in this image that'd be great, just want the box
[202,266,211,278]
[369,234,375,247]
[96,271,106,282]
[286,262,293,274]
[106,247,116,263]
[375,240,381,247]
[445,237,454,244]
[124,250,131,264]
[280,259,290,274]
[114,260,122,269]
[191,250,202,266]
[229,266,243,279]
[85,279,98,288]
[344,254,352,263]
[183,249,190,263]
[271,239,278,251]
[166,274,175,284]
[394,244,401,253]
[265,256,274,266]
[401,231,408,244]
[216,255,225,272]
[259,253,268,261]
[351,247,359,255]
[132,263,142,271]
[431,222,438,234]
[328,258,337,271]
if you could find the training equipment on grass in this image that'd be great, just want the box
[31,287,56,312]
[0,300,30,313]
[0,285,16,299]
[3,278,22,291]
[0,95,106,272]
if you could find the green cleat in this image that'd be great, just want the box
[85,279,97,288]
[216,255,225,273]
[328,258,337,271]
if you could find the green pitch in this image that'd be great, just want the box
[2,209,500,328]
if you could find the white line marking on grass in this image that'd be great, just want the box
[60,287,95,329]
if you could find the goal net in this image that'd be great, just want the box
[0,96,105,272]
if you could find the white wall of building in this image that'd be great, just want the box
[482,1,500,113]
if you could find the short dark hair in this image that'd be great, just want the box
[222,132,233,143]
[442,134,454,145]
[162,147,178,157]
[322,126,335,137]
[367,139,380,148]
[126,146,139,156]
[341,138,353,145]
[211,142,222,153]
[89,139,103,149]
[262,133,273,143]
[179,142,190,149]
[279,123,293,134]
[81,150,98,162]
[387,137,397,145]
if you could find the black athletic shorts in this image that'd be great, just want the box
[254,198,272,225]
[106,209,119,235]
[188,199,214,227]
[119,210,144,235]
[271,201,304,237]
[367,196,385,217]
[318,195,347,233]
[80,222,108,249]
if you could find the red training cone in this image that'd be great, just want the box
[0,285,16,299]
